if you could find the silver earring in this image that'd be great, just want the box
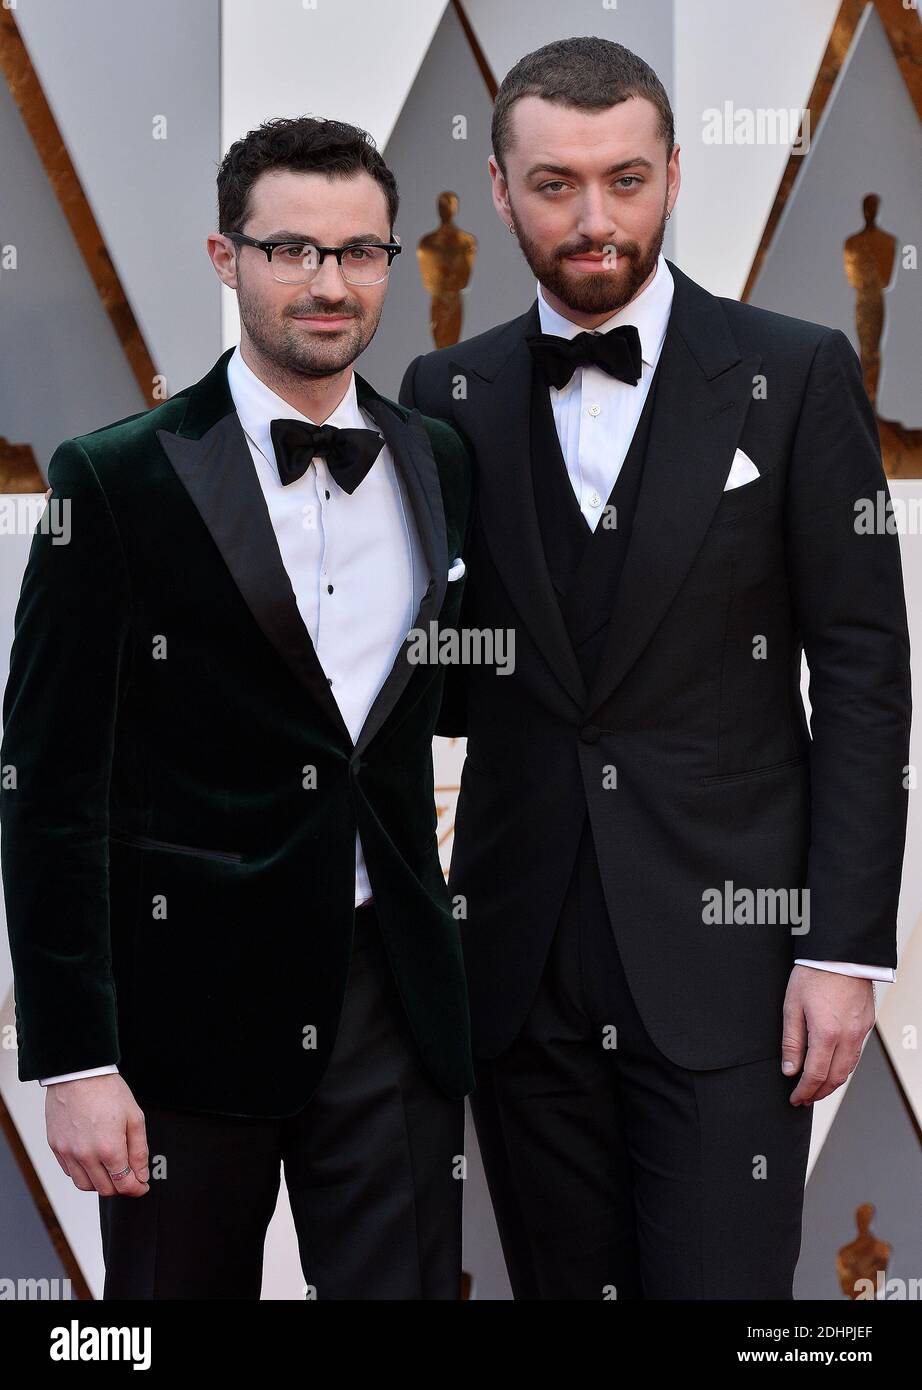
[508,221,516,235]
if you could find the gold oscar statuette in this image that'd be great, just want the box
[843,196,921,478]
[416,192,477,349]
[0,438,44,493]
[836,1202,891,1299]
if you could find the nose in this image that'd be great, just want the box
[575,187,617,251]
[309,251,348,300]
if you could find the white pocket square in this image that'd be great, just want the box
[447,557,466,582]
[724,448,760,490]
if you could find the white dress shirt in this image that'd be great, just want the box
[229,348,426,908]
[40,348,427,1084]
[537,254,673,529]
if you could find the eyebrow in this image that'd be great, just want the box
[263,230,389,244]
[524,156,655,180]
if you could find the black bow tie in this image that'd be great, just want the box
[269,417,385,493]
[526,323,642,390]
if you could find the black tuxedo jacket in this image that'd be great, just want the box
[399,258,911,1070]
[1,347,475,1115]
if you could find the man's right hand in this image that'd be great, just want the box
[45,1074,150,1197]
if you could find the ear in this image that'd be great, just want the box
[488,155,511,225]
[666,142,682,212]
[206,232,238,290]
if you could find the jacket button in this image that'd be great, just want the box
[580,724,601,744]
[350,755,363,774]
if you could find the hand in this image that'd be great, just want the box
[45,1073,150,1196]
[781,966,875,1105]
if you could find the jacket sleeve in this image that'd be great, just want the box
[398,355,423,412]
[1,438,131,1080]
[435,492,473,742]
[405,357,473,739]
[436,421,475,742]
[784,328,911,965]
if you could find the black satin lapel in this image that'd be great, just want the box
[353,399,448,756]
[451,336,587,710]
[156,414,353,744]
[584,326,763,717]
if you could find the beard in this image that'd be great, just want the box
[511,202,668,316]
[236,273,381,380]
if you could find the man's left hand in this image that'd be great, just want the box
[781,966,875,1105]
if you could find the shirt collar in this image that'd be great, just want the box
[535,251,674,369]
[226,344,375,475]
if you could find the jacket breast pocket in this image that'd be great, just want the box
[437,575,466,625]
[708,468,774,527]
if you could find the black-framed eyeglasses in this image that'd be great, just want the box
[222,232,402,285]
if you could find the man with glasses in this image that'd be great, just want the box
[1,117,473,1299]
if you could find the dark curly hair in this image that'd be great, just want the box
[217,115,399,238]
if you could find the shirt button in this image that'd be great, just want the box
[588,403,601,417]
[325,490,330,500]
[588,492,602,508]
[327,584,334,594]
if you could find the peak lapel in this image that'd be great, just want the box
[450,305,587,710]
[584,261,762,718]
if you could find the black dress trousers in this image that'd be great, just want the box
[470,821,814,1300]
[98,904,464,1299]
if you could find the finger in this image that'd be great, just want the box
[80,1156,118,1197]
[50,1148,71,1178]
[126,1111,150,1186]
[62,1157,98,1193]
[789,1034,835,1105]
[781,1004,807,1078]
[100,1145,149,1198]
[810,1042,861,1102]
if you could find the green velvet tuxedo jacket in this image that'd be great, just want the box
[1,348,475,1116]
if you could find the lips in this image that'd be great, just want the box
[565,255,612,270]
[291,315,353,329]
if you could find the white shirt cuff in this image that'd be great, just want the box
[39,1064,120,1086]
[794,959,896,982]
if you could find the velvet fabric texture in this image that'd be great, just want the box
[1,348,474,1116]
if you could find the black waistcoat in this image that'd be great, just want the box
[530,363,662,689]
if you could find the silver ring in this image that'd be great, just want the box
[107,1165,132,1181]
